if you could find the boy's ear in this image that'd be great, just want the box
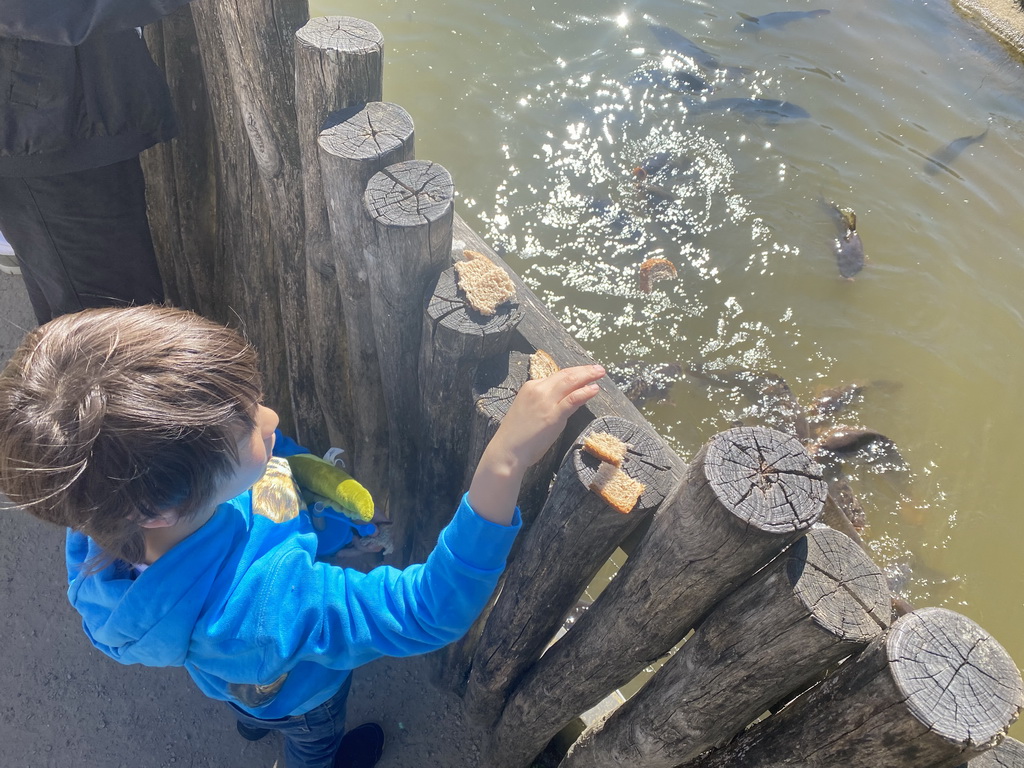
[137,510,181,529]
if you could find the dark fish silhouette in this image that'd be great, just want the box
[633,151,673,179]
[648,24,721,70]
[736,9,830,32]
[629,66,712,94]
[808,382,866,422]
[923,127,988,175]
[826,203,865,279]
[610,361,684,406]
[688,97,810,122]
[685,365,811,439]
[589,198,642,242]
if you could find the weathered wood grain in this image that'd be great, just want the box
[489,425,826,768]
[318,101,414,500]
[363,160,454,562]
[294,16,385,457]
[464,416,678,726]
[560,526,890,768]
[684,607,1024,768]
[966,737,1024,767]
[415,264,524,559]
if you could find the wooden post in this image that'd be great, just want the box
[434,348,594,696]
[363,160,455,560]
[560,526,891,768]
[318,101,415,497]
[294,16,385,456]
[141,6,216,314]
[188,0,320,445]
[683,608,1024,768]
[488,425,826,768]
[463,416,678,726]
[415,265,524,559]
[966,737,1024,767]
[143,5,296,432]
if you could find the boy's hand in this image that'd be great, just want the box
[468,364,605,525]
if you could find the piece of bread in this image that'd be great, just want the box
[582,431,630,467]
[589,461,645,514]
[638,257,678,293]
[454,250,516,315]
[529,349,560,380]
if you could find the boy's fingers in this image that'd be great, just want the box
[549,364,605,396]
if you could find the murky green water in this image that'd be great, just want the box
[313,0,1024,729]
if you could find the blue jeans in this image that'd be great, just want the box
[231,674,352,768]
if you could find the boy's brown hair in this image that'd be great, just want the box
[0,305,263,566]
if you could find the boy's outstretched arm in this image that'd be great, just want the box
[468,364,606,525]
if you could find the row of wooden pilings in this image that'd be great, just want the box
[140,8,1024,767]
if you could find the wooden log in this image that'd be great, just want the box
[294,17,385,457]
[463,416,678,726]
[683,608,1024,768]
[147,2,294,432]
[434,348,591,696]
[965,737,1024,767]
[318,100,414,501]
[415,264,524,559]
[560,526,891,768]
[488,425,826,768]
[141,6,216,313]
[363,160,454,561]
[190,0,321,445]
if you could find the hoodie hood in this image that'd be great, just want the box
[66,501,244,667]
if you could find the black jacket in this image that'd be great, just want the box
[0,0,193,177]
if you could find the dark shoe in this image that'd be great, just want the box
[236,720,270,742]
[333,722,385,768]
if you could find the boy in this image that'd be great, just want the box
[0,305,604,768]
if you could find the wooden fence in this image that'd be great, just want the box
[141,5,1024,767]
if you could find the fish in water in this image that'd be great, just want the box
[826,203,865,279]
[589,198,642,242]
[923,127,989,175]
[629,66,712,95]
[735,10,830,32]
[633,151,673,180]
[610,360,684,407]
[688,97,810,122]
[648,24,721,71]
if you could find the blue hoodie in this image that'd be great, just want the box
[65,480,520,719]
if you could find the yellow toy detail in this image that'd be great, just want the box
[285,453,375,524]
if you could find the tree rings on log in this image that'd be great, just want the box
[318,102,414,176]
[296,16,384,61]
[889,608,1023,750]
[701,426,824,533]
[365,160,454,228]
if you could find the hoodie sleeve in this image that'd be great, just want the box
[251,493,521,676]
[0,0,193,46]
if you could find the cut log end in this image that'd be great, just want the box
[296,16,384,53]
[789,527,891,641]
[572,416,672,514]
[365,160,454,227]
[889,608,1024,748]
[703,426,825,532]
[318,102,414,162]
